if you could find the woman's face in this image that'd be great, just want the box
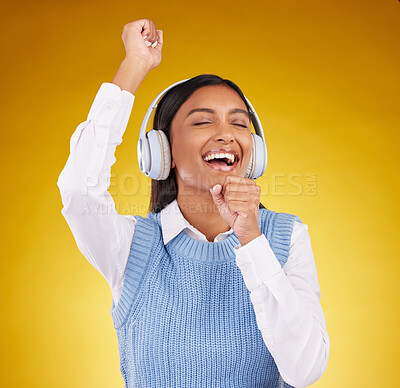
[170,84,253,194]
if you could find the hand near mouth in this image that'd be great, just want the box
[209,175,263,247]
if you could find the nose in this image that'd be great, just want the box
[212,122,235,143]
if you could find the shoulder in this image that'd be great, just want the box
[291,220,309,246]
[258,208,303,267]
[127,212,162,245]
[258,207,302,235]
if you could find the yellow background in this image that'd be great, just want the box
[1,0,399,386]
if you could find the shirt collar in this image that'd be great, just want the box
[160,199,234,244]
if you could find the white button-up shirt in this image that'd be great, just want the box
[57,82,330,387]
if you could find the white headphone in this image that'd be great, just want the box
[137,78,268,180]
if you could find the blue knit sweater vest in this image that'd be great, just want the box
[110,207,302,387]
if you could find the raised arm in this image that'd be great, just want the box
[56,19,163,305]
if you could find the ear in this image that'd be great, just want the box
[171,158,175,168]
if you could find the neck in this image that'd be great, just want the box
[176,184,230,243]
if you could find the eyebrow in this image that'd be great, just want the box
[185,108,250,120]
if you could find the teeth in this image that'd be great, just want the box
[203,153,236,164]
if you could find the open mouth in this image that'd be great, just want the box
[202,152,239,172]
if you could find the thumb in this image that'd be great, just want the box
[209,184,225,207]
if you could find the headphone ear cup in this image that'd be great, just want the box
[252,133,267,179]
[157,130,171,180]
[146,129,171,180]
[244,133,267,179]
[244,133,257,179]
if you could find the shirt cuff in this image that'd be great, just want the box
[234,234,283,291]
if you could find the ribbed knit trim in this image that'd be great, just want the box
[261,211,302,267]
[148,211,242,264]
[110,215,162,328]
[147,209,301,266]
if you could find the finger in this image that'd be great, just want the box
[140,19,152,39]
[146,23,153,42]
[222,175,252,191]
[142,20,156,46]
[224,175,248,184]
[225,180,256,193]
[224,199,258,214]
[153,30,163,50]
[224,182,259,196]
[226,186,260,196]
[149,21,157,42]
[225,192,260,203]
[225,190,260,205]
[151,23,159,48]
[209,184,227,209]
[157,30,163,45]
[209,184,222,194]
[143,35,151,47]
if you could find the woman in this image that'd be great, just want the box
[57,18,330,388]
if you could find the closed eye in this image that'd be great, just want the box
[194,122,248,128]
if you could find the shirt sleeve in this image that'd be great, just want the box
[57,82,137,305]
[233,221,330,387]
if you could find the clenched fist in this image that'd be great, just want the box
[209,175,262,247]
[121,18,163,71]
